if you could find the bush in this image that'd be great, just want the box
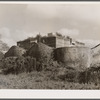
[57,67,79,82]
[78,66,100,84]
[36,61,42,71]
[1,56,36,74]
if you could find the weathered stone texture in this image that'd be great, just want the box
[54,46,91,69]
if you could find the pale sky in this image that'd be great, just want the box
[0,3,100,47]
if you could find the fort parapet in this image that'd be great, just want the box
[41,35,72,48]
[17,37,37,50]
[17,33,85,49]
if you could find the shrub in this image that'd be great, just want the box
[57,67,79,82]
[1,56,36,74]
[36,61,42,71]
[78,66,100,84]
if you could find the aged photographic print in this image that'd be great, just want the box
[0,2,99,89]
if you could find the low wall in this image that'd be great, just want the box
[54,46,91,69]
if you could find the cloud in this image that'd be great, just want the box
[57,28,79,37]
[78,39,100,48]
[0,27,15,47]
[57,28,100,48]
[0,27,40,47]
[0,27,80,47]
[12,30,38,41]
[0,27,10,38]
[26,4,59,19]
[0,4,100,46]
[26,4,100,24]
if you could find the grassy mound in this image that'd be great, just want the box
[5,46,26,57]
[26,42,54,70]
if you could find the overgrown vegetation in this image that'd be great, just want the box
[1,54,100,87]
[0,56,36,74]
[0,71,100,89]
[0,42,100,89]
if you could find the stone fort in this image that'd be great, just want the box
[17,32,85,50]
[16,32,91,69]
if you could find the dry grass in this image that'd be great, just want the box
[0,71,100,89]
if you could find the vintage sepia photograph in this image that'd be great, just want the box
[0,2,100,90]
